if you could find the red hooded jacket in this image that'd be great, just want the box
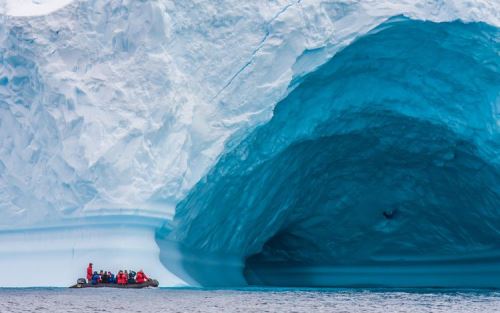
[136,271,148,284]
[117,273,127,285]
[86,264,93,281]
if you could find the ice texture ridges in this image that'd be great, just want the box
[170,18,500,287]
[0,0,499,227]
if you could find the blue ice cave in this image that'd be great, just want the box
[159,17,500,287]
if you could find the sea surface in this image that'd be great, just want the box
[0,288,499,312]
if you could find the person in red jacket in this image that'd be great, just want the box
[121,271,128,285]
[136,270,149,284]
[86,263,93,282]
[117,270,127,285]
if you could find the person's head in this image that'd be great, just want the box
[119,270,123,274]
[139,269,143,273]
[89,263,93,266]
[94,271,97,275]
[108,271,112,275]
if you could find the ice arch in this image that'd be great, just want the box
[162,17,500,287]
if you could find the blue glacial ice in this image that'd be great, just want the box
[0,0,499,287]
[164,17,500,288]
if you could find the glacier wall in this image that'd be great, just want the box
[168,17,500,287]
[1,0,498,226]
[0,0,499,286]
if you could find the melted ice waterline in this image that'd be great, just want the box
[169,18,500,287]
[0,215,185,287]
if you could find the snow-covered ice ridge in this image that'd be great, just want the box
[0,0,74,17]
[0,0,498,226]
[0,1,498,286]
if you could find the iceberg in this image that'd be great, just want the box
[167,17,500,287]
[0,0,498,287]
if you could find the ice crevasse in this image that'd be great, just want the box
[0,0,499,287]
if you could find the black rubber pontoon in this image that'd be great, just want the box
[69,279,159,288]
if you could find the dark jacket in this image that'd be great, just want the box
[101,273,109,283]
[127,271,136,284]
[91,273,100,285]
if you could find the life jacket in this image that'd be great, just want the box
[118,273,127,284]
[136,272,145,284]
[86,266,93,280]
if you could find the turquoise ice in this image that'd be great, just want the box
[167,17,500,287]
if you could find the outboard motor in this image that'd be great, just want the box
[77,278,87,285]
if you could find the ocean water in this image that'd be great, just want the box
[0,288,499,312]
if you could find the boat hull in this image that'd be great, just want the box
[69,279,159,288]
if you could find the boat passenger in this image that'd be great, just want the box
[91,271,100,285]
[121,271,128,285]
[116,271,122,284]
[128,270,136,284]
[108,271,115,284]
[86,263,93,282]
[101,271,109,283]
[136,270,148,284]
[117,270,127,285]
[98,270,104,283]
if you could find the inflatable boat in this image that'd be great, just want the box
[69,279,159,288]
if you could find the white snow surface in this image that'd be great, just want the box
[0,0,499,227]
[1,0,74,17]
